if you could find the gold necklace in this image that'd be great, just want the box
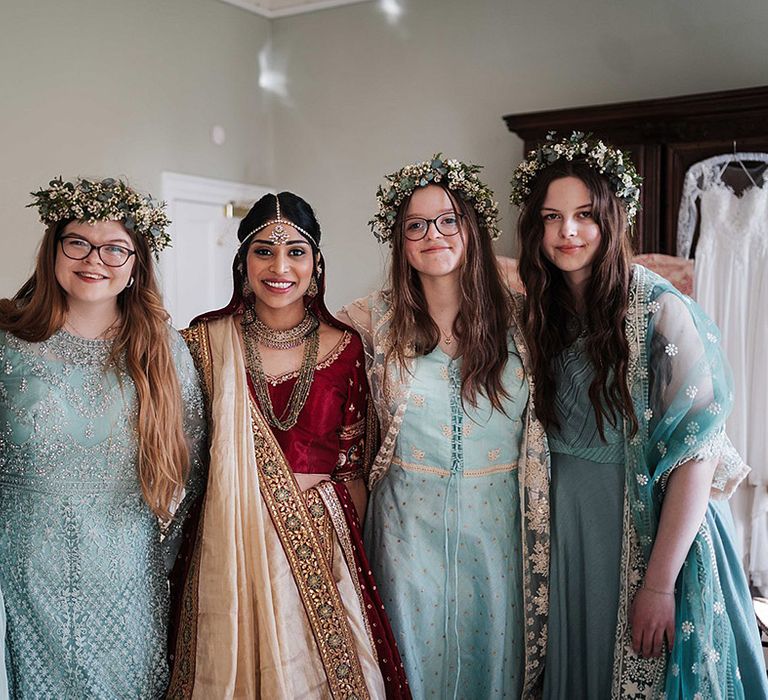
[438,325,454,345]
[241,307,319,349]
[241,308,320,430]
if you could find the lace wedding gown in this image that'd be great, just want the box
[678,153,768,592]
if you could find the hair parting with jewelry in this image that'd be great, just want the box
[387,185,512,411]
[0,219,190,520]
[234,191,323,303]
[517,158,638,439]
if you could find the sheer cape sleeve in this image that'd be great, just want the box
[337,296,374,365]
[643,286,748,498]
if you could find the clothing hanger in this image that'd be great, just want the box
[717,140,760,187]
[677,148,768,257]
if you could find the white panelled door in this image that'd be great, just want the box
[159,172,271,329]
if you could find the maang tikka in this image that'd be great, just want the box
[242,194,319,248]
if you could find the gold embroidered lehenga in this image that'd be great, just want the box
[167,313,409,699]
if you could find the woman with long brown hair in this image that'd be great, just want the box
[339,156,549,699]
[514,133,767,699]
[0,177,206,699]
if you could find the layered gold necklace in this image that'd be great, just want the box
[241,307,320,430]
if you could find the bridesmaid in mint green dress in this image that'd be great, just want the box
[341,155,550,699]
[514,133,768,699]
[0,178,206,699]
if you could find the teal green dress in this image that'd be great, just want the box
[543,336,626,699]
[364,340,528,700]
[0,328,206,699]
[543,265,768,700]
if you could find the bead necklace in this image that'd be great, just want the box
[241,307,320,430]
[241,307,319,349]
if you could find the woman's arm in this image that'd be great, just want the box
[162,327,209,571]
[331,338,370,523]
[495,256,524,293]
[630,457,717,657]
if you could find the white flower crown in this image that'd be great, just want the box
[29,177,172,254]
[370,154,501,244]
[510,132,642,225]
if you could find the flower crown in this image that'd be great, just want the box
[510,132,642,225]
[370,154,501,244]
[28,176,172,254]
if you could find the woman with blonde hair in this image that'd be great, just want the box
[340,156,549,699]
[0,177,206,699]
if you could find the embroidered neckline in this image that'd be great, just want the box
[265,331,352,386]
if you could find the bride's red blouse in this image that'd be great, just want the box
[258,330,368,480]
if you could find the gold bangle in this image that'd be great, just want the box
[642,584,675,597]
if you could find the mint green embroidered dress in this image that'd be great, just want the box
[543,266,768,700]
[365,344,528,699]
[0,328,206,699]
[345,291,549,699]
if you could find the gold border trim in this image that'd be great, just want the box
[317,482,379,663]
[391,456,518,478]
[248,393,371,700]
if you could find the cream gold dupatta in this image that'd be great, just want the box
[168,316,384,700]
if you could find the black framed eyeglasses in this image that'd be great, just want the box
[402,212,465,241]
[59,235,136,268]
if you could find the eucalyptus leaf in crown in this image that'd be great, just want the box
[28,176,172,254]
[370,154,501,243]
[510,131,642,225]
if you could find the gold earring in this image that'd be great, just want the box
[307,276,318,297]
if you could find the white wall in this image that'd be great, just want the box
[0,0,272,296]
[2,0,768,310]
[269,0,768,310]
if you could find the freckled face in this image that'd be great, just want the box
[54,220,136,309]
[245,223,315,314]
[540,176,602,286]
[402,185,465,279]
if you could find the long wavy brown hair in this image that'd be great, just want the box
[0,220,189,519]
[387,185,512,411]
[517,159,638,438]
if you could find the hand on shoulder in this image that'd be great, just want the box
[496,256,524,294]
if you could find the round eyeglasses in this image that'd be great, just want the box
[402,212,465,241]
[59,235,136,268]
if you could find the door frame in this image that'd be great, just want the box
[159,171,272,322]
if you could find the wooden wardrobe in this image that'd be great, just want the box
[503,85,768,255]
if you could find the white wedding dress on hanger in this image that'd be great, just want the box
[678,152,768,593]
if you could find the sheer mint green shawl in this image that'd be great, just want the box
[614,265,749,698]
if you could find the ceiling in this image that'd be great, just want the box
[217,0,373,18]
